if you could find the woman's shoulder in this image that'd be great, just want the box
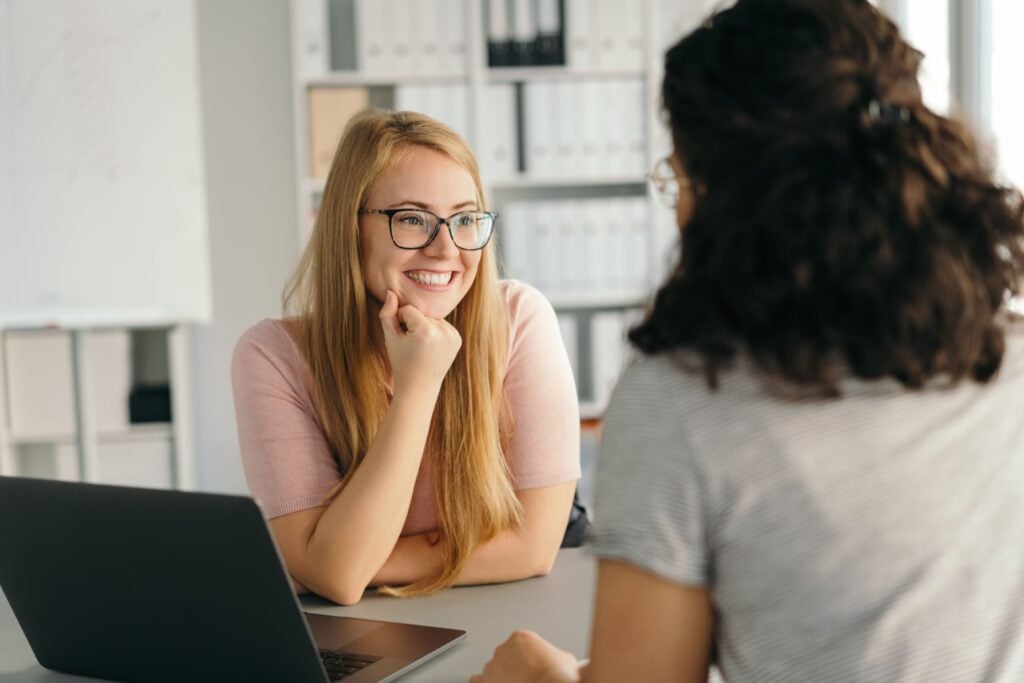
[499,280,557,327]
[620,313,1024,401]
[499,278,551,316]
[611,350,777,427]
[615,351,713,400]
[499,279,560,349]
[232,318,306,374]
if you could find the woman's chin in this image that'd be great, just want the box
[401,292,458,320]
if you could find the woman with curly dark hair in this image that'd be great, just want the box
[473,0,1024,681]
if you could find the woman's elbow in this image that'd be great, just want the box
[523,538,560,578]
[319,577,369,605]
[293,564,369,605]
[531,551,557,577]
[330,588,366,606]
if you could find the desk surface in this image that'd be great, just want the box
[0,548,596,682]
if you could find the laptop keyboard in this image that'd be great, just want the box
[318,650,382,680]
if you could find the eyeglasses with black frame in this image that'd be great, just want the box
[647,156,692,209]
[359,207,498,251]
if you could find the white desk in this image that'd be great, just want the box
[0,549,596,682]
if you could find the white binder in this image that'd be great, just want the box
[551,200,575,298]
[626,197,651,297]
[439,0,468,75]
[590,311,627,410]
[479,83,518,182]
[622,0,645,70]
[593,0,627,70]
[390,0,413,75]
[524,81,555,178]
[557,312,580,383]
[553,82,580,176]
[412,0,443,75]
[447,85,470,142]
[624,79,647,176]
[580,82,606,177]
[566,0,595,70]
[592,306,644,411]
[601,80,627,176]
[531,202,556,295]
[603,199,628,299]
[294,0,329,79]
[355,0,391,73]
[548,83,566,177]
[605,198,631,300]
[499,202,532,283]
[578,199,604,302]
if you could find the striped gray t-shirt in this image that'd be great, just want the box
[587,320,1024,682]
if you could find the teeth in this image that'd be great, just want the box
[408,271,452,286]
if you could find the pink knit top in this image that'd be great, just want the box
[231,280,581,536]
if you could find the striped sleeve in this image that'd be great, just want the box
[585,356,711,587]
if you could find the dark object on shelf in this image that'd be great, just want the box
[511,36,537,66]
[535,31,565,66]
[560,490,592,548]
[489,38,514,67]
[488,0,566,68]
[536,0,566,65]
[129,384,172,423]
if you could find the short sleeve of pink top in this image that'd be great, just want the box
[230,280,581,536]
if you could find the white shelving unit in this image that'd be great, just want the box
[289,0,703,417]
[0,326,194,490]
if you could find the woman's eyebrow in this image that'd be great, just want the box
[386,199,479,210]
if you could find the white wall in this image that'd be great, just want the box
[191,0,299,492]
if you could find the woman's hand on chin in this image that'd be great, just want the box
[379,289,462,396]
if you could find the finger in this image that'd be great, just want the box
[397,304,428,333]
[378,290,402,336]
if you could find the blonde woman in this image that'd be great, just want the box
[231,110,580,605]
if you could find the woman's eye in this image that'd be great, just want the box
[399,214,425,226]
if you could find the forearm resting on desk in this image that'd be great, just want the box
[373,482,576,588]
[269,387,440,605]
[370,522,549,588]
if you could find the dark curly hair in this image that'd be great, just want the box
[630,0,1024,395]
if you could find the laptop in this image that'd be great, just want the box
[0,476,465,682]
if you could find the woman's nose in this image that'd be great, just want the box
[422,221,460,258]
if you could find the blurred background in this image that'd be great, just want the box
[0,0,1020,506]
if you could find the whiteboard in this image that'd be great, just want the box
[0,0,211,328]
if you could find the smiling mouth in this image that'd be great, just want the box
[405,271,454,286]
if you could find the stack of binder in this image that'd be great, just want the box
[589,307,644,410]
[500,197,651,305]
[486,0,566,67]
[522,79,646,178]
[477,84,519,182]
[394,84,471,142]
[355,0,468,76]
[555,307,644,416]
[566,0,644,71]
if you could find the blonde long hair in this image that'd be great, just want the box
[284,109,521,596]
